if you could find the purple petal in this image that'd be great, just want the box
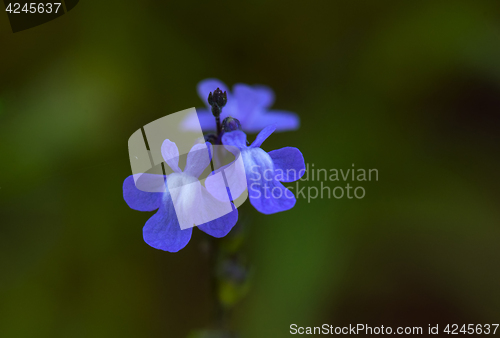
[161,139,182,173]
[181,108,236,133]
[123,174,165,211]
[253,85,275,108]
[205,171,231,201]
[205,148,247,202]
[268,147,305,182]
[251,125,276,148]
[198,207,238,238]
[143,195,193,252]
[244,148,296,214]
[233,84,267,110]
[222,130,248,149]
[249,179,296,214]
[184,142,212,178]
[233,84,275,111]
[168,174,234,230]
[246,110,300,132]
[197,79,231,106]
[181,108,216,132]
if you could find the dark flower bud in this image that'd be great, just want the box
[222,116,242,132]
[207,92,214,106]
[212,88,227,108]
[208,88,227,117]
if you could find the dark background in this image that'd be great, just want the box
[1,0,500,337]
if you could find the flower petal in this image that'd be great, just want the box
[197,201,238,238]
[246,110,300,132]
[251,125,276,148]
[249,179,296,214]
[161,139,182,173]
[222,130,248,149]
[253,85,275,108]
[204,171,230,201]
[143,192,193,252]
[268,147,305,182]
[168,173,234,230]
[123,174,165,211]
[233,84,267,111]
[180,108,216,132]
[205,149,247,202]
[232,84,271,127]
[167,173,201,230]
[184,142,212,178]
[244,148,296,214]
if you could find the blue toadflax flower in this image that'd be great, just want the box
[207,124,305,214]
[182,78,300,133]
[123,140,238,252]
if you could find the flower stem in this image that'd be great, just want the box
[208,237,230,332]
[216,115,222,139]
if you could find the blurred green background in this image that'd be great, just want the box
[1,0,500,337]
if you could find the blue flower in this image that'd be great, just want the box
[208,125,305,214]
[123,141,238,252]
[182,79,300,133]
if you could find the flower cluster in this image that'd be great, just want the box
[123,79,305,252]
[182,79,300,133]
[123,140,238,252]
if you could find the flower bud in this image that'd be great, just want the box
[207,92,214,106]
[222,117,242,132]
[212,88,227,108]
[208,88,227,117]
